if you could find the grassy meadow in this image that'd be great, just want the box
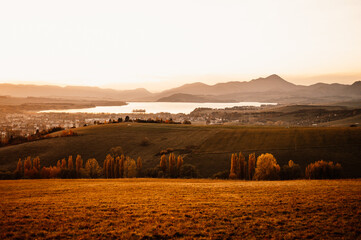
[0,179,360,239]
[1,123,361,177]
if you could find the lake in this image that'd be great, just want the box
[41,102,277,114]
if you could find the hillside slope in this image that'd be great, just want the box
[0,123,360,177]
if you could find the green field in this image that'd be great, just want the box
[1,123,361,177]
[0,179,360,239]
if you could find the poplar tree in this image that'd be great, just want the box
[136,157,142,177]
[61,158,67,169]
[126,157,137,178]
[244,160,248,180]
[239,152,245,179]
[123,156,131,178]
[169,153,177,177]
[14,158,23,178]
[32,157,40,171]
[177,155,183,177]
[110,157,114,178]
[104,154,113,178]
[75,155,83,177]
[68,156,73,170]
[160,154,167,173]
[119,155,125,178]
[24,156,32,171]
[114,156,120,178]
[229,153,237,179]
[233,153,240,178]
[248,153,256,180]
[103,158,108,178]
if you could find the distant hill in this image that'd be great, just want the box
[158,74,298,97]
[2,75,361,104]
[157,93,236,103]
[0,84,152,101]
[155,74,361,104]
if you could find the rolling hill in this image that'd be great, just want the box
[0,84,152,101]
[0,123,360,178]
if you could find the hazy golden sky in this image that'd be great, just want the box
[0,0,360,91]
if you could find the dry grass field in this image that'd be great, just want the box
[1,179,360,239]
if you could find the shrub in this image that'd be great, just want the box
[280,160,302,180]
[229,172,237,180]
[305,160,342,179]
[179,164,199,178]
[212,170,230,179]
[109,146,124,158]
[254,153,280,180]
[85,158,102,178]
[0,171,15,180]
[59,169,76,179]
[140,137,150,146]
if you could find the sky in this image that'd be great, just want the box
[0,0,360,92]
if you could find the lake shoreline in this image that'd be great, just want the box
[39,101,277,114]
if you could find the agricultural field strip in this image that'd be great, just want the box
[0,179,360,239]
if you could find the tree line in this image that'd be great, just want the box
[6,145,198,179]
[225,152,342,180]
[0,147,343,180]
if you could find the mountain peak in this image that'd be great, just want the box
[267,74,282,79]
[351,81,361,86]
[264,74,287,82]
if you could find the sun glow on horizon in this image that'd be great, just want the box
[1,0,361,91]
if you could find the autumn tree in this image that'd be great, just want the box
[177,155,183,177]
[305,160,342,179]
[254,153,280,180]
[238,152,245,179]
[109,146,123,158]
[85,158,102,178]
[103,158,107,178]
[33,156,40,171]
[40,166,51,179]
[114,156,120,178]
[110,156,114,178]
[119,155,125,178]
[229,153,237,179]
[169,153,177,177]
[160,154,167,173]
[248,153,256,180]
[136,157,142,177]
[23,156,33,178]
[61,158,67,169]
[244,160,248,179]
[49,166,61,178]
[75,155,83,177]
[14,159,23,178]
[124,157,136,178]
[24,156,32,172]
[68,156,73,170]
[104,154,113,178]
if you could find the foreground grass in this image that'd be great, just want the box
[1,179,360,239]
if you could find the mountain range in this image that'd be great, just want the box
[1,75,360,104]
